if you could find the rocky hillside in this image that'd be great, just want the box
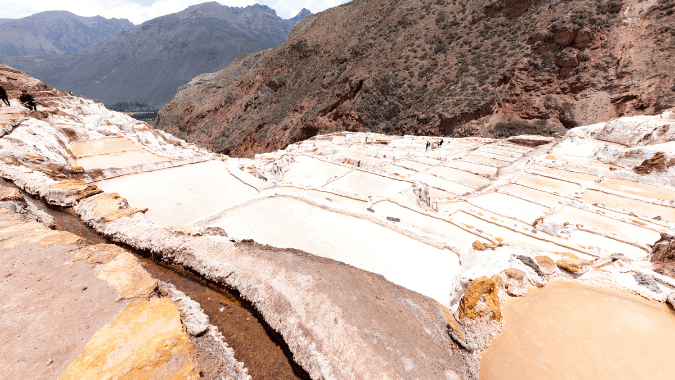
[0,11,132,58]
[155,0,675,157]
[3,3,310,107]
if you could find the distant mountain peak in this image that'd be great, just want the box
[288,8,312,24]
[294,8,312,18]
[0,12,133,58]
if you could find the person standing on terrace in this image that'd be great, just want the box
[19,90,37,110]
[0,86,9,106]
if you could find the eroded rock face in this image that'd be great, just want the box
[458,276,502,321]
[59,298,200,380]
[156,0,675,157]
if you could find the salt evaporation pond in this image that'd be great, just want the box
[480,281,675,380]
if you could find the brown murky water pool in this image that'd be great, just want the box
[480,281,675,380]
[0,178,309,380]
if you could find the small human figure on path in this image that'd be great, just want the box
[19,90,37,111]
[426,141,430,151]
[0,86,9,106]
[439,139,444,147]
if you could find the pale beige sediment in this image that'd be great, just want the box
[480,281,675,380]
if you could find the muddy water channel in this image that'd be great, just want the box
[480,281,675,380]
[0,178,309,380]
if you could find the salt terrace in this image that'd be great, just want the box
[2,91,675,379]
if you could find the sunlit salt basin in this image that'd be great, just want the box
[70,137,171,170]
[480,281,675,380]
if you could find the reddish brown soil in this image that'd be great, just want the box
[156,0,675,158]
[634,152,675,174]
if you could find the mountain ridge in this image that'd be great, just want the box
[0,11,133,58]
[3,3,310,107]
[155,0,675,158]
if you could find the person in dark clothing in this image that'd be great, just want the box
[425,141,430,151]
[19,90,37,111]
[0,86,9,106]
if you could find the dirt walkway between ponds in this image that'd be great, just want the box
[0,212,124,380]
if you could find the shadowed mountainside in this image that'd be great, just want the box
[0,11,133,58]
[155,0,675,157]
[3,2,311,107]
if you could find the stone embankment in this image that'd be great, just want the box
[2,66,675,379]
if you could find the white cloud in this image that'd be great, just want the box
[3,0,352,24]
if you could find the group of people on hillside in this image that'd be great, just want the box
[0,85,38,110]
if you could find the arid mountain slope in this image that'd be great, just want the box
[4,3,310,107]
[0,11,133,58]
[156,0,675,157]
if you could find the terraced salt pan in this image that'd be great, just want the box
[376,164,418,178]
[425,166,491,188]
[597,178,675,201]
[409,173,476,194]
[450,212,580,256]
[463,155,510,167]
[95,160,258,226]
[394,160,431,172]
[514,173,582,197]
[487,144,529,154]
[567,230,647,260]
[371,201,488,246]
[411,156,442,166]
[324,170,411,198]
[544,154,623,170]
[295,189,368,210]
[480,281,675,380]
[496,142,532,151]
[70,137,138,157]
[443,161,498,177]
[497,184,566,208]
[476,147,522,158]
[203,196,460,303]
[72,149,172,170]
[467,192,549,225]
[545,206,661,246]
[470,150,519,162]
[281,155,352,187]
[581,190,675,221]
[428,188,456,201]
[532,166,598,182]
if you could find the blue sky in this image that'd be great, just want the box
[3,0,350,23]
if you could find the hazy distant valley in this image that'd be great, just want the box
[3,3,310,108]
